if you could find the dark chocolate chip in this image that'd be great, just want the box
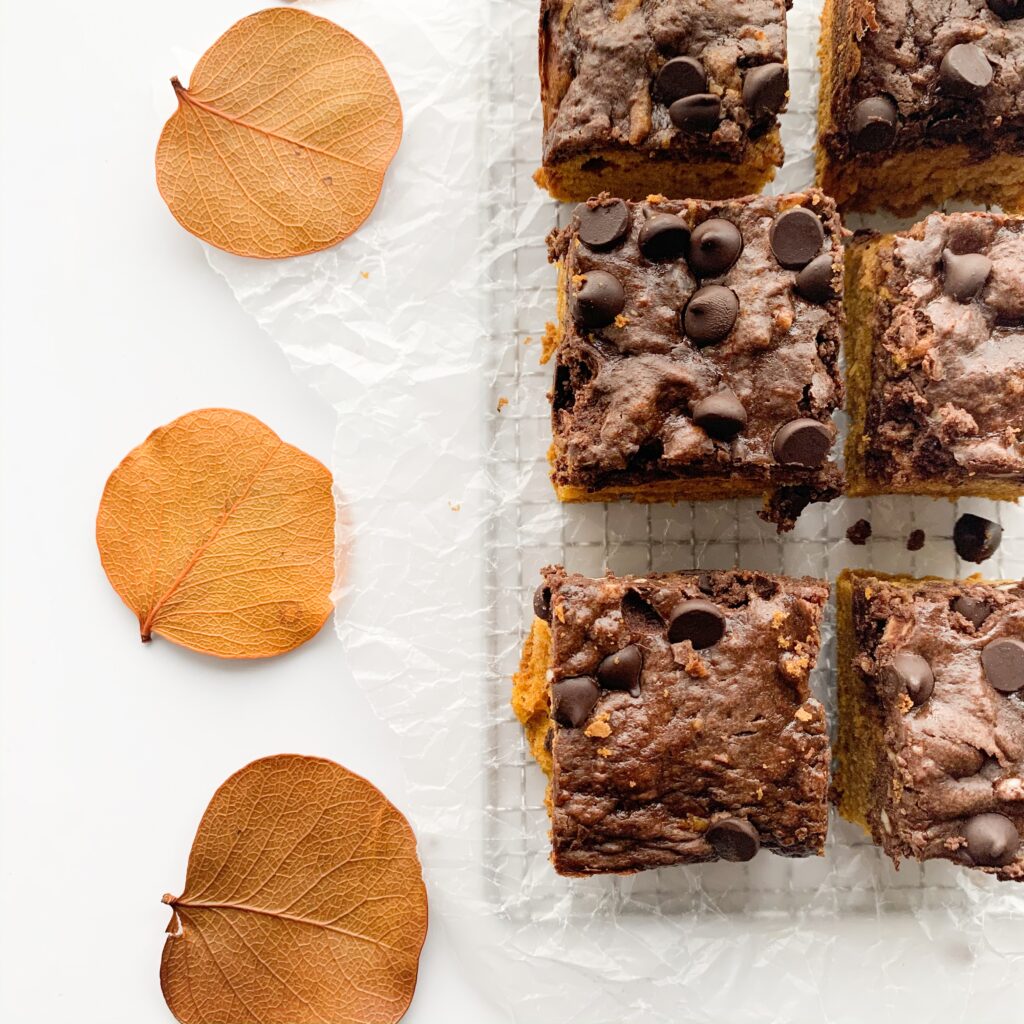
[846,519,872,545]
[533,583,552,622]
[575,200,631,251]
[692,387,747,441]
[597,644,643,697]
[770,208,825,269]
[988,0,1024,18]
[655,56,707,104]
[707,818,760,862]
[669,94,721,131]
[794,253,837,304]
[982,638,1024,694]
[942,249,993,302]
[551,676,601,728]
[953,595,992,628]
[906,529,926,551]
[886,652,935,706]
[742,63,788,119]
[849,96,899,152]
[688,218,743,277]
[940,43,993,96]
[963,813,1021,867]
[682,285,739,345]
[772,418,831,467]
[638,212,689,262]
[667,598,726,649]
[570,270,625,329]
[954,513,1002,563]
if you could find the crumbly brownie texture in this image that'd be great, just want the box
[846,211,1024,499]
[817,0,1024,215]
[536,0,791,202]
[836,570,1024,882]
[546,190,845,531]
[512,567,831,876]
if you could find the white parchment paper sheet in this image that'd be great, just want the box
[205,1,1024,1020]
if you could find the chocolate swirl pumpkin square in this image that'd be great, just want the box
[545,190,845,531]
[512,567,831,877]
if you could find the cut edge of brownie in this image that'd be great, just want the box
[513,566,832,876]
[836,569,1024,883]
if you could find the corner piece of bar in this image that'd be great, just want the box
[512,566,831,877]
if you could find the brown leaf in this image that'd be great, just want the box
[161,755,427,1024]
[156,8,402,258]
[96,408,335,658]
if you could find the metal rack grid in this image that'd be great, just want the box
[481,0,1021,923]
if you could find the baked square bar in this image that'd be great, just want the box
[512,567,831,876]
[536,0,791,202]
[836,570,1024,881]
[846,211,1024,499]
[817,0,1024,215]
[545,190,845,531]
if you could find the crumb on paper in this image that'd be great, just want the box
[449,501,461,512]
[846,518,872,545]
[497,396,509,413]
[359,270,370,280]
[523,335,532,345]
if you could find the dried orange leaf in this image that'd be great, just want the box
[161,755,427,1024]
[96,408,334,658]
[156,8,402,258]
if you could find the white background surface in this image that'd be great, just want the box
[0,1,501,1020]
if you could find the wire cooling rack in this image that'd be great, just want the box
[481,0,1024,922]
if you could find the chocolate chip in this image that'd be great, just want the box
[953,595,992,628]
[692,387,747,441]
[954,513,1002,563]
[742,63,788,119]
[688,218,743,277]
[533,583,552,622]
[906,529,926,551]
[849,96,899,152]
[597,644,643,697]
[988,0,1024,18]
[772,418,831,467]
[940,43,993,96]
[886,652,935,706]
[638,212,689,262]
[846,519,872,545]
[982,638,1024,694]
[682,286,739,345]
[655,56,707,104]
[667,598,726,649]
[770,208,825,269]
[942,249,993,302]
[570,270,625,329]
[707,818,760,862]
[963,813,1020,867]
[575,200,630,251]
[669,94,721,131]
[794,253,837,304]
[551,676,601,728]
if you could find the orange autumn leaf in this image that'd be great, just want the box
[156,7,402,258]
[96,408,335,659]
[161,755,428,1024]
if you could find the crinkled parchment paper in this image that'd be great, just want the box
[204,1,1024,1020]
